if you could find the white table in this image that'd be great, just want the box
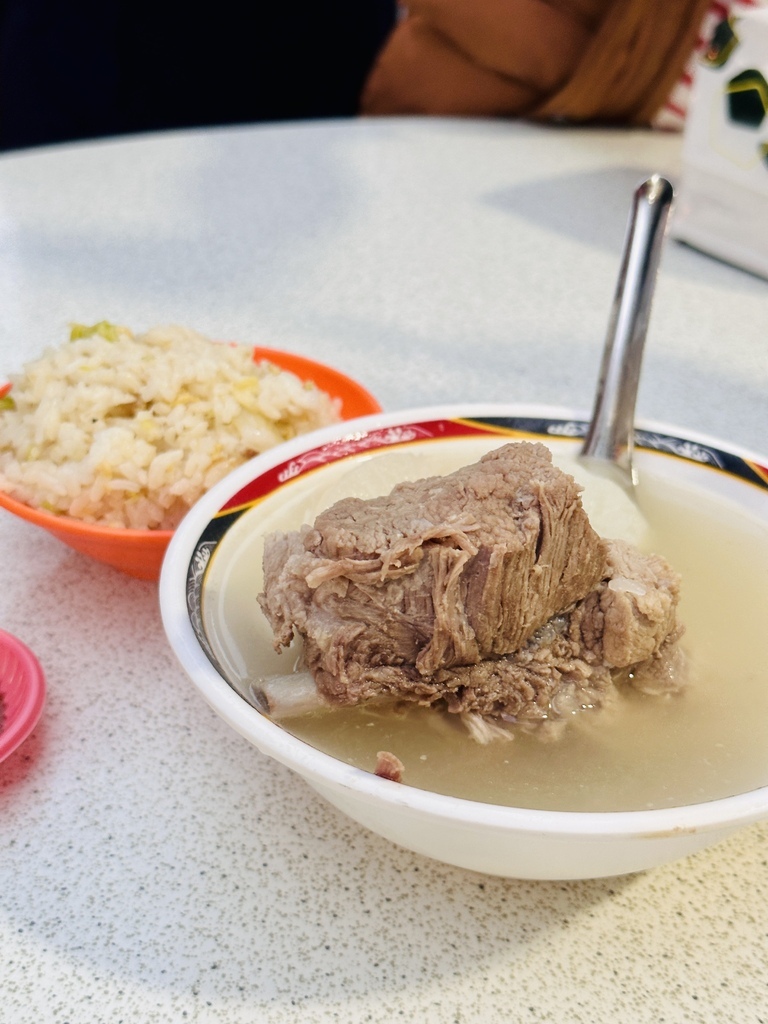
[1,117,766,1024]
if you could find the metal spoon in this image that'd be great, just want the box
[580,175,675,490]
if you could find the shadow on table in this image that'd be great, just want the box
[0,715,48,791]
[483,166,764,294]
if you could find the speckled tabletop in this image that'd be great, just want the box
[1,118,767,1024]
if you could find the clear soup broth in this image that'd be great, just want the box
[203,438,768,813]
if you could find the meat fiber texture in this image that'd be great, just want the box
[258,442,684,728]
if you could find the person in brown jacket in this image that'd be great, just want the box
[359,0,725,126]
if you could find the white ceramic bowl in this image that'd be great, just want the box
[159,404,768,879]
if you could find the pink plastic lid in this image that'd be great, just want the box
[0,628,46,761]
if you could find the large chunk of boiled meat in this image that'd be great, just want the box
[257,442,684,730]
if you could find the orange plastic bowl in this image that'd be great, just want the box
[0,347,381,581]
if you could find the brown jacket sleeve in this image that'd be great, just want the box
[361,0,712,126]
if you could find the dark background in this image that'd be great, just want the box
[0,0,397,151]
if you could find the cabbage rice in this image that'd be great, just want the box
[0,322,342,529]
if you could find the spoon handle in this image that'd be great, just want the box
[581,175,674,479]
